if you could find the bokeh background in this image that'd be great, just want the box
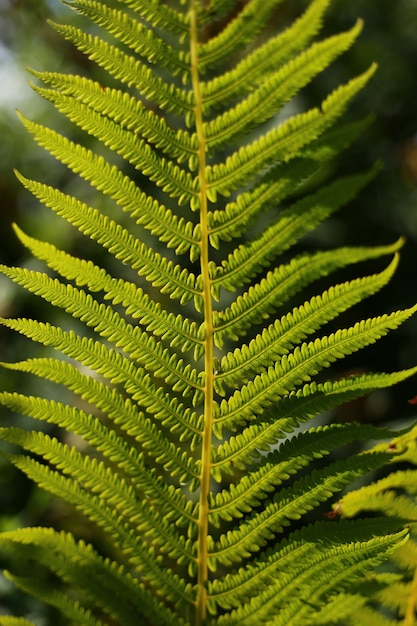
[0,0,417,622]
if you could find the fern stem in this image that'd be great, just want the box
[190,3,212,624]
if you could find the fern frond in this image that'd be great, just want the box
[66,0,190,79]
[0,376,200,488]
[16,148,199,257]
[18,113,197,206]
[214,239,403,346]
[13,226,205,357]
[30,72,196,162]
[209,116,373,248]
[14,176,202,307]
[111,0,189,36]
[3,456,194,608]
[204,20,363,150]
[50,21,193,114]
[210,518,407,623]
[2,577,104,626]
[0,387,200,505]
[206,65,377,201]
[0,527,188,626]
[2,1,417,624]
[198,0,284,70]
[338,469,417,520]
[217,535,407,626]
[201,0,331,109]
[0,265,203,403]
[345,606,397,626]
[213,168,378,294]
[209,451,393,568]
[0,317,202,445]
[216,306,417,432]
[212,368,417,473]
[210,423,403,522]
[209,517,402,600]
[216,254,399,393]
[322,427,417,625]
[208,159,317,249]
[257,534,407,626]
[0,391,145,477]
[1,427,197,569]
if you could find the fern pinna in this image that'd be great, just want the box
[1,1,417,625]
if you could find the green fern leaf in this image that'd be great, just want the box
[215,252,400,392]
[0,527,186,626]
[14,174,203,307]
[18,113,198,205]
[1,427,196,569]
[67,0,191,79]
[214,168,379,293]
[13,226,205,356]
[197,0,285,69]
[209,116,373,248]
[115,0,188,36]
[206,65,376,200]
[214,240,403,346]
[214,305,417,433]
[204,20,364,149]
[212,521,408,625]
[201,0,331,108]
[212,368,417,478]
[50,20,193,114]
[1,1,417,625]
[210,423,407,518]
[0,316,202,446]
[30,72,196,161]
[0,265,204,403]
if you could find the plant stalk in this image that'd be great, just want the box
[190,3,213,625]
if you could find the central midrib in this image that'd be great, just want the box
[190,3,214,625]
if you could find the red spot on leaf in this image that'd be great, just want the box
[324,504,341,520]
[408,396,417,405]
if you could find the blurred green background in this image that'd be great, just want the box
[0,0,417,622]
